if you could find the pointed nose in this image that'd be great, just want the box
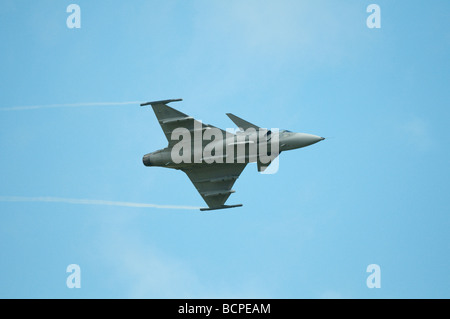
[298,133,324,146]
[283,133,324,150]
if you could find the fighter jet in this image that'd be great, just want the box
[141,99,324,211]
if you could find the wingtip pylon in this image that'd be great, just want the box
[140,99,183,107]
[199,204,243,212]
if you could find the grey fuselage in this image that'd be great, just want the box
[143,130,324,169]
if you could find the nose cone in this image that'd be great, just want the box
[299,133,325,146]
[282,133,324,150]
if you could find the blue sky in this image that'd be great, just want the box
[0,0,449,298]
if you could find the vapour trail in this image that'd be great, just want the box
[0,101,141,111]
[0,196,201,210]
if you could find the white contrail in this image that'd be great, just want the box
[0,196,201,210]
[0,101,141,111]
